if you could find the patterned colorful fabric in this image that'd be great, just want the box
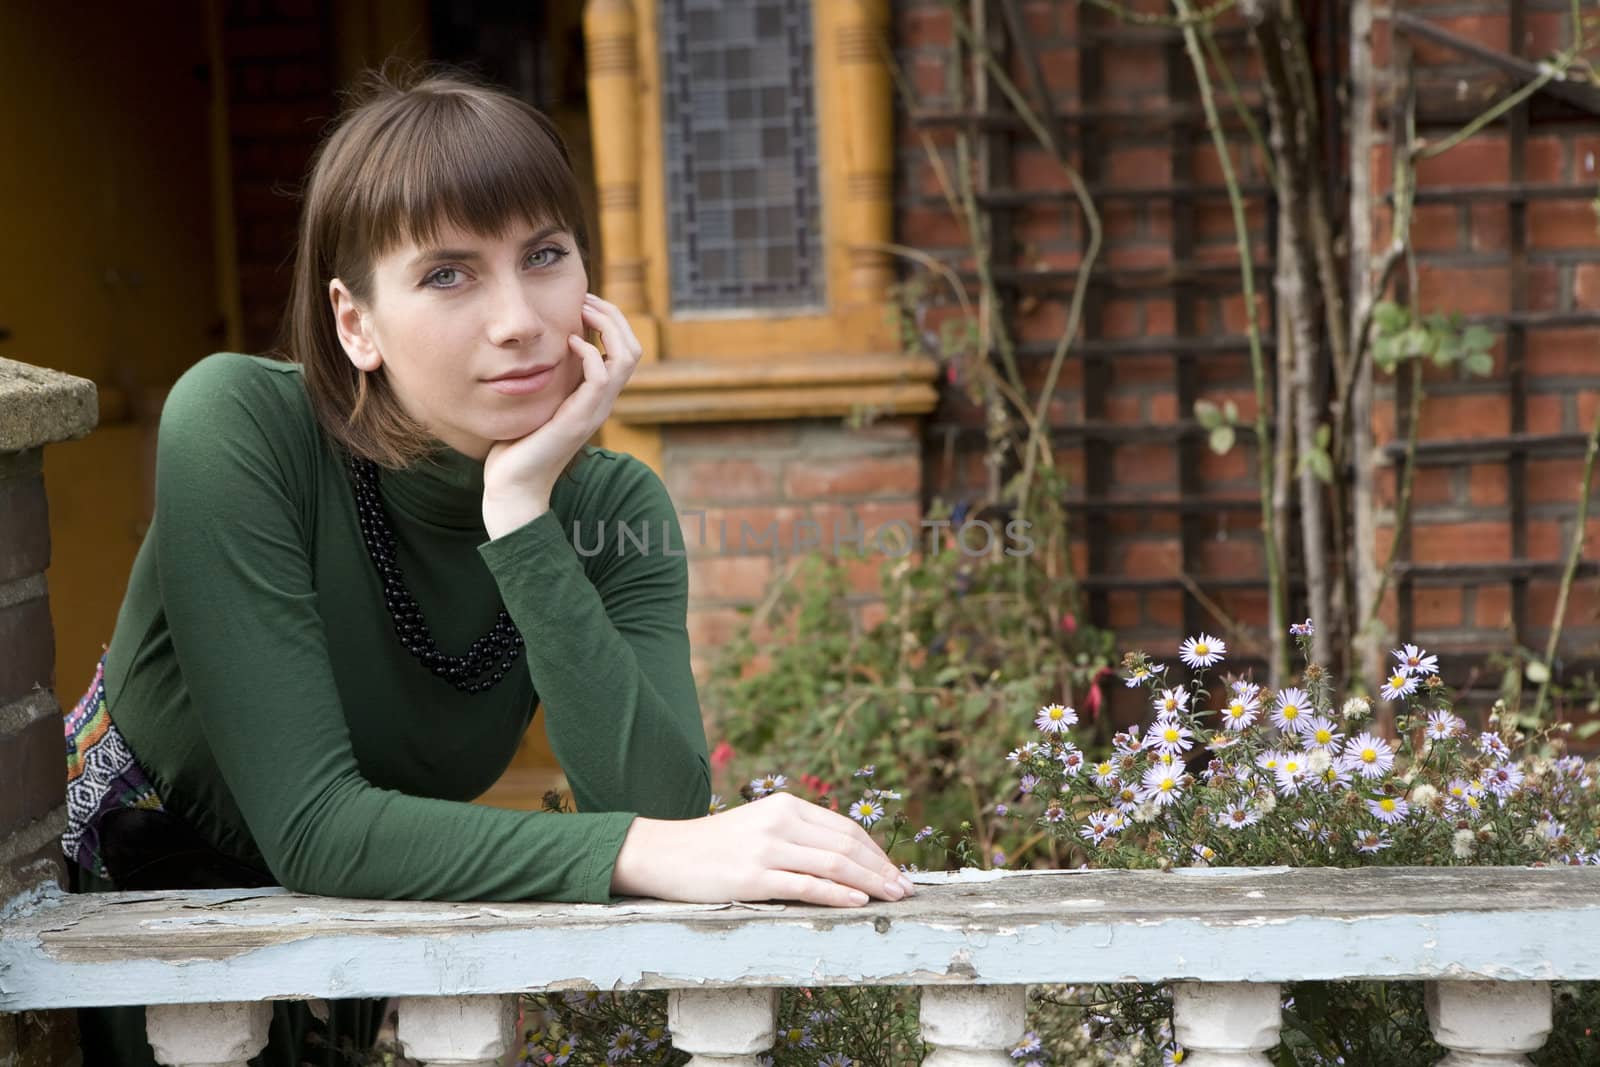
[63,654,165,878]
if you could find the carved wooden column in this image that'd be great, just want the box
[145,1002,270,1067]
[667,987,780,1066]
[583,0,655,350]
[828,0,894,308]
[1426,981,1552,1065]
[1171,982,1282,1065]
[396,994,517,1066]
[919,985,1027,1067]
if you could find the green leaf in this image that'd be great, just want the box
[1464,351,1494,377]
[1525,660,1550,685]
[1223,400,1239,422]
[1194,399,1221,429]
[1576,720,1600,739]
[1462,324,1495,352]
[1209,424,1236,455]
[1308,449,1334,484]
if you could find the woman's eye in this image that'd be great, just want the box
[424,267,460,288]
[526,245,569,268]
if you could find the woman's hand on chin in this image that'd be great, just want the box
[481,293,642,539]
[609,792,916,908]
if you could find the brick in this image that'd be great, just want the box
[1105,145,1170,189]
[665,458,779,504]
[666,422,800,451]
[1467,463,1508,508]
[1196,442,1253,485]
[1416,264,1511,315]
[1014,146,1070,194]
[1101,47,1164,93]
[854,600,890,633]
[1112,443,1174,486]
[1575,264,1600,311]
[0,713,63,838]
[1529,578,1600,630]
[687,554,778,604]
[1527,328,1600,378]
[1196,538,1262,577]
[1529,135,1568,183]
[1409,520,1511,563]
[899,6,953,48]
[1144,590,1184,629]
[1412,588,1465,631]
[1472,584,1512,629]
[1106,589,1141,629]
[1466,202,1509,254]
[0,596,53,707]
[1527,456,1593,506]
[1526,393,1569,434]
[1423,137,1509,191]
[783,454,920,500]
[1420,392,1511,440]
[1409,203,1462,252]
[1529,201,1600,249]
[0,474,49,584]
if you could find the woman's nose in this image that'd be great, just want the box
[485,275,546,346]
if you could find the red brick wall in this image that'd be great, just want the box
[894,0,1600,683]
[664,418,923,685]
[1367,2,1600,665]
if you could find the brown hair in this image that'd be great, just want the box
[273,63,591,473]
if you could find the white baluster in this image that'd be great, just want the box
[1426,981,1552,1065]
[667,988,779,1066]
[1171,982,1282,1065]
[919,985,1027,1067]
[145,1001,271,1067]
[396,994,517,1066]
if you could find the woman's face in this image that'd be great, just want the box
[329,218,588,460]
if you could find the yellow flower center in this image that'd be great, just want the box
[1315,729,1332,744]
[1193,643,1209,657]
[1228,703,1244,717]
[1390,674,1408,689]
[1282,704,1300,719]
[1159,778,1175,792]
[1361,748,1377,763]
[1379,798,1396,813]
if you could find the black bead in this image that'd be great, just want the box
[347,455,521,694]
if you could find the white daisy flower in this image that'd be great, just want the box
[1380,671,1418,701]
[1035,702,1078,734]
[1125,662,1168,687]
[1178,633,1226,669]
[1367,795,1409,824]
[848,797,884,826]
[1341,695,1372,721]
[708,794,727,814]
[1477,732,1510,760]
[1354,829,1391,854]
[1295,817,1331,843]
[1425,710,1463,741]
[1153,686,1190,717]
[1138,764,1184,807]
[1112,784,1141,812]
[1393,643,1439,676]
[750,773,787,797]
[1164,1043,1188,1066]
[1289,618,1315,637]
[1151,718,1195,755]
[1006,741,1041,765]
[1220,690,1261,731]
[1306,749,1333,774]
[1190,844,1216,866]
[1317,763,1353,790]
[1274,752,1311,796]
[1091,760,1119,787]
[1302,715,1343,751]
[1270,687,1311,733]
[1485,763,1524,798]
[1080,811,1120,844]
[1216,802,1260,829]
[1342,732,1395,778]
[1256,749,1287,774]
[818,1054,851,1067]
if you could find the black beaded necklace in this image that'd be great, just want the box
[347,454,524,693]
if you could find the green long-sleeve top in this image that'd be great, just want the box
[103,353,710,903]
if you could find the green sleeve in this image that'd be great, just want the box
[153,356,634,902]
[479,458,711,821]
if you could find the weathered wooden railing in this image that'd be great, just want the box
[4,866,1598,1065]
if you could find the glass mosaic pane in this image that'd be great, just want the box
[660,0,824,312]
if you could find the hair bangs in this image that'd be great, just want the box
[346,90,586,267]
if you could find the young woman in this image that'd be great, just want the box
[63,68,910,1066]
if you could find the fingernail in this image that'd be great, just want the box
[898,873,916,896]
[848,890,869,906]
[882,878,904,901]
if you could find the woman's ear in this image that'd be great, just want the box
[329,279,383,373]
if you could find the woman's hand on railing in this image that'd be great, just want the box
[610,792,915,907]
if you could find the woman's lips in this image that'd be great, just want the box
[485,365,556,396]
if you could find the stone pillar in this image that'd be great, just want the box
[667,988,779,1067]
[146,1002,271,1067]
[1426,981,1552,1065]
[396,995,518,1066]
[918,985,1028,1067]
[0,357,97,1066]
[1170,982,1282,1065]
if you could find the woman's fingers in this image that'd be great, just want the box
[756,869,870,908]
[766,840,904,903]
[584,293,644,358]
[781,818,906,895]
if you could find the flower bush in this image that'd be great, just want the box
[500,623,1600,1067]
